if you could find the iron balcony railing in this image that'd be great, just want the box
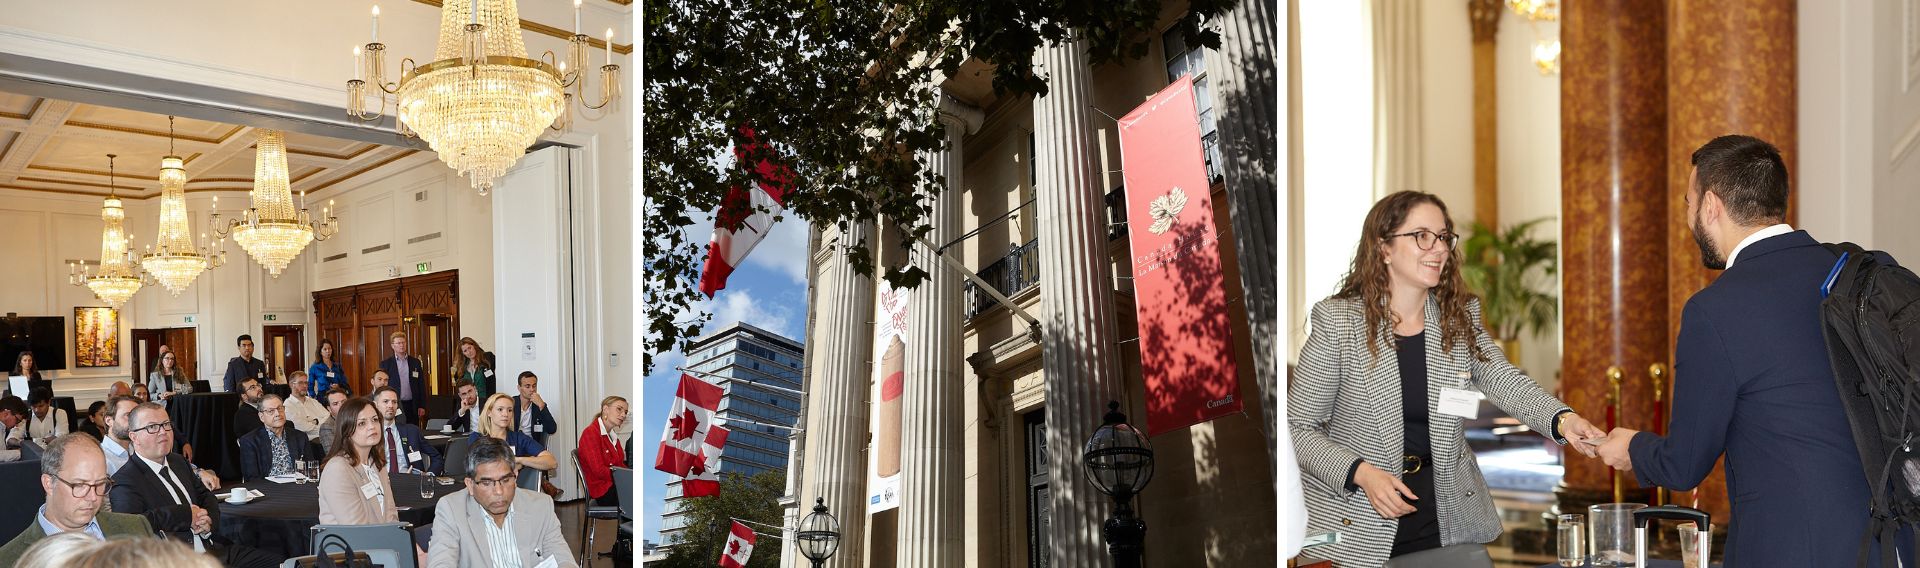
[963,238,1041,321]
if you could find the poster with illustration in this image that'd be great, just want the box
[868,280,908,513]
[74,307,118,368]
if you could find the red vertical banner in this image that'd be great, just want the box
[1116,75,1243,437]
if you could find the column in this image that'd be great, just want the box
[1559,0,1667,513]
[1202,0,1281,482]
[797,222,876,568]
[1468,0,1501,229]
[1032,39,1130,568]
[895,93,980,568]
[1663,0,1796,522]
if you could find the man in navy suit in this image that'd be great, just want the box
[110,403,282,567]
[1595,135,1912,566]
[372,386,443,475]
[236,394,314,481]
[511,371,558,446]
[379,332,429,424]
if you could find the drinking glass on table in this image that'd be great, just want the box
[293,459,306,483]
[419,469,435,499]
[1557,513,1586,567]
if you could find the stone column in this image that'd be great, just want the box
[1201,0,1281,484]
[1032,38,1131,568]
[797,222,877,568]
[894,94,981,568]
[781,229,822,568]
[1559,0,1668,513]
[1662,0,1796,522]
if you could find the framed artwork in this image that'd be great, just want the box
[74,307,119,368]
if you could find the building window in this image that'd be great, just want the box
[1163,27,1222,184]
[1025,410,1049,568]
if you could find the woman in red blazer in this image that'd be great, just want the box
[579,395,629,506]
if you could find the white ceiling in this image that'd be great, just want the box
[0,91,417,199]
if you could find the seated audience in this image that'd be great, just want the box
[231,376,265,438]
[427,437,576,568]
[511,372,559,445]
[108,403,281,567]
[20,531,220,568]
[27,387,69,444]
[0,433,156,566]
[0,396,27,461]
[372,387,443,474]
[472,394,557,472]
[132,383,150,404]
[315,387,351,454]
[106,382,132,399]
[282,371,327,438]
[77,401,107,441]
[580,396,629,507]
[317,397,428,563]
[150,349,190,401]
[237,394,314,481]
[447,379,479,434]
[100,395,139,474]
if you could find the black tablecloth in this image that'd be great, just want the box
[52,396,77,433]
[169,392,242,480]
[0,459,44,544]
[216,475,448,559]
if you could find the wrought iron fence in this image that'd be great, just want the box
[963,238,1041,321]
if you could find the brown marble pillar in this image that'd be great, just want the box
[1663,0,1797,524]
[1469,0,1501,231]
[1559,0,1668,511]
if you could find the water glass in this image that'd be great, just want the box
[1678,522,1712,568]
[419,470,436,499]
[1557,513,1587,567]
[292,459,306,484]
[1589,503,1647,566]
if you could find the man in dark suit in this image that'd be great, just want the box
[222,334,266,393]
[447,378,479,433]
[0,433,155,566]
[110,403,282,568]
[1596,135,1912,567]
[230,376,265,438]
[511,371,559,445]
[378,332,428,425]
[372,386,443,475]
[237,394,314,481]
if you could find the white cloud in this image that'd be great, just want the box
[707,289,798,338]
[744,217,810,286]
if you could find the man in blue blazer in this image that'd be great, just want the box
[1596,135,1911,567]
[237,395,315,481]
[372,386,443,475]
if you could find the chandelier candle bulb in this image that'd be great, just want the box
[573,0,580,34]
[371,5,380,42]
[605,28,612,64]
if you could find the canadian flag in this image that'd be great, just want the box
[681,425,730,498]
[654,374,724,477]
[698,126,791,298]
[718,520,756,568]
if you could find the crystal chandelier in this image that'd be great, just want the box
[211,130,340,277]
[68,154,146,309]
[1505,0,1561,76]
[140,117,226,296]
[348,0,619,195]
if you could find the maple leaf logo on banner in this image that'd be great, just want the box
[1147,187,1187,235]
[670,409,699,441]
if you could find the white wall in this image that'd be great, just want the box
[1420,0,1475,220]
[1800,0,1920,264]
[492,146,586,498]
[1494,13,1562,385]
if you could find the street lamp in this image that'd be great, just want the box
[797,497,842,567]
[1083,400,1154,568]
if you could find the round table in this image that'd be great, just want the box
[168,392,242,480]
[215,474,450,560]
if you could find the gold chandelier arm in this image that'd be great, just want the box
[580,65,620,110]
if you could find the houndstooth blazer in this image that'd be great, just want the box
[1289,294,1571,567]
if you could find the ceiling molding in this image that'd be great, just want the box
[305,149,421,192]
[405,0,633,54]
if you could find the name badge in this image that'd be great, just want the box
[256,372,264,378]
[533,555,559,568]
[360,480,381,500]
[533,424,544,433]
[327,372,336,378]
[411,371,420,378]
[1438,387,1485,419]
[483,370,494,378]
[408,450,423,463]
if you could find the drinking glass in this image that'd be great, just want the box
[1557,513,1586,567]
[292,459,307,484]
[1589,503,1646,566]
[1678,522,1712,568]
[419,469,435,499]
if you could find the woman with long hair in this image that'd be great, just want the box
[452,337,496,400]
[471,393,558,471]
[149,350,189,402]
[307,339,346,398]
[1289,191,1605,567]
[579,396,629,507]
[315,397,429,563]
[9,351,43,397]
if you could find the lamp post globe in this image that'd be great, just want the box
[797,497,842,567]
[1083,400,1154,568]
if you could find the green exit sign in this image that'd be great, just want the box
[184,315,195,324]
[416,262,431,273]
[263,314,277,322]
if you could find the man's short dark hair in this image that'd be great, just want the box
[27,387,51,407]
[239,375,260,389]
[466,436,517,478]
[1690,134,1790,226]
[518,371,537,383]
[453,378,474,391]
[0,396,26,417]
[324,387,350,401]
[41,433,101,477]
[371,386,398,400]
[107,395,139,415]
[237,334,253,346]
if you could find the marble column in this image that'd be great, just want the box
[1468,0,1501,230]
[1559,0,1669,512]
[1662,0,1796,522]
[1032,38,1131,568]
[1201,0,1281,485]
[895,94,981,568]
[797,222,876,568]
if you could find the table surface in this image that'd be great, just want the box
[216,473,451,558]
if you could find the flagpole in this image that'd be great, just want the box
[732,517,790,534]
[680,366,807,397]
[887,216,1042,336]
[715,416,801,432]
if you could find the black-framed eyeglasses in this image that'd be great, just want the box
[49,474,115,498]
[471,475,516,489]
[1386,229,1459,251]
[130,422,174,436]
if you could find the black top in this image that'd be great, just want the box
[1395,332,1430,457]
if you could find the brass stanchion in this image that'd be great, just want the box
[1650,363,1669,507]
[1608,366,1625,503]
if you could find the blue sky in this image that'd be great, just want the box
[638,215,810,545]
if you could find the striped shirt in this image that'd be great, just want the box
[483,506,520,568]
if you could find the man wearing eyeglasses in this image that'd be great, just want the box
[0,433,154,566]
[427,437,576,568]
[0,395,28,462]
[232,376,267,438]
[238,394,314,481]
[109,402,283,568]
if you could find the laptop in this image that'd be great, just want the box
[190,380,212,393]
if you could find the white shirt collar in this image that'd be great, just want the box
[135,452,171,476]
[1726,223,1794,269]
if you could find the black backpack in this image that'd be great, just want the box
[1817,242,1920,566]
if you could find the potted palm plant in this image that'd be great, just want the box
[1460,218,1560,364]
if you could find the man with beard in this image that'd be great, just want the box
[0,434,154,566]
[232,375,267,438]
[1594,135,1910,566]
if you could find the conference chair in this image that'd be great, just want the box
[442,436,472,478]
[573,450,622,563]
[613,467,633,520]
[310,522,417,568]
[516,465,541,491]
[280,549,400,568]
[424,418,448,431]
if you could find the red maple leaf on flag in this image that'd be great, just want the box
[729,540,742,556]
[689,456,708,476]
[669,409,698,441]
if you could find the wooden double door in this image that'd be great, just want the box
[312,271,461,398]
